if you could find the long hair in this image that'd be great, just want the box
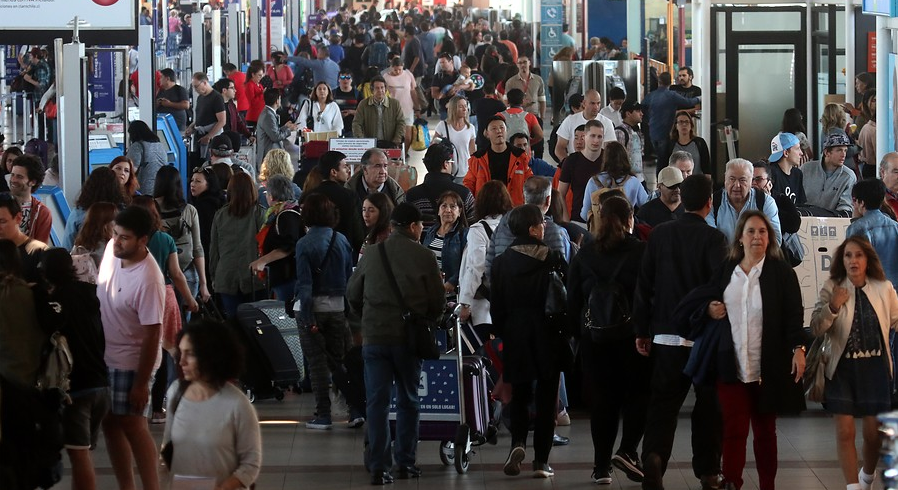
[726,210,784,262]
[446,95,471,128]
[109,156,139,202]
[669,110,695,141]
[227,172,257,218]
[475,180,513,219]
[259,149,294,182]
[594,196,632,252]
[602,141,633,180]
[153,165,186,209]
[0,147,22,176]
[131,195,163,231]
[364,192,393,245]
[128,119,160,143]
[821,103,846,134]
[437,191,468,228]
[75,167,125,210]
[829,235,886,283]
[313,81,334,104]
[782,108,806,135]
[74,202,117,250]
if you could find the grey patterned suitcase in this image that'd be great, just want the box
[243,299,306,383]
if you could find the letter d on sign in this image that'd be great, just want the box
[821,254,831,272]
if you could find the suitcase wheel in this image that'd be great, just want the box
[439,440,455,466]
[454,424,470,474]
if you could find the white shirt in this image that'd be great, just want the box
[433,120,475,178]
[599,105,622,127]
[723,257,765,383]
[556,111,618,155]
[298,100,344,134]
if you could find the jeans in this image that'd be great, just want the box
[272,280,296,302]
[363,344,423,473]
[220,292,256,319]
[180,265,199,322]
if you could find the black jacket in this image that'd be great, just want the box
[633,212,728,338]
[303,180,366,257]
[406,173,476,225]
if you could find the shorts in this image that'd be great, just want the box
[63,388,111,449]
[403,112,414,126]
[108,368,155,418]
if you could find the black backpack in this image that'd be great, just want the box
[583,259,632,342]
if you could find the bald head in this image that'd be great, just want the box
[881,152,898,193]
[584,89,602,119]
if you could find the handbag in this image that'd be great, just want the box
[803,333,831,403]
[583,258,632,342]
[544,258,568,331]
[377,244,440,360]
[159,380,190,468]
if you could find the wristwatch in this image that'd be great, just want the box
[792,345,807,354]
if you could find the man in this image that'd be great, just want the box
[328,35,345,64]
[345,148,406,205]
[206,133,256,181]
[471,81,507,151]
[847,178,898,285]
[0,191,47,282]
[669,151,695,178]
[558,120,604,223]
[303,151,366,256]
[333,69,361,137]
[707,158,782,245]
[224,63,249,117]
[802,130,856,217]
[402,25,425,80]
[559,23,576,49]
[6,155,50,244]
[407,143,475,223]
[880,152,898,216]
[212,77,253,142]
[156,68,190,131]
[430,52,462,121]
[464,115,533,206]
[498,30,518,63]
[615,100,645,182]
[23,47,51,101]
[510,133,555,177]
[670,66,702,111]
[637,166,685,227]
[752,161,802,264]
[634,174,727,490]
[600,87,626,127]
[185,72,227,158]
[343,34,367,81]
[767,132,806,205]
[289,45,341,88]
[504,56,546,120]
[554,89,617,161]
[346,202,445,485]
[353,76,406,148]
[97,206,166,490]
[254,88,298,171]
[500,88,543,147]
[642,72,701,172]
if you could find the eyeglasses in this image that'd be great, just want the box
[751,176,769,183]
[339,75,352,80]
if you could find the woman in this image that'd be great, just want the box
[382,60,418,145]
[548,188,588,248]
[258,148,302,209]
[856,90,876,177]
[62,167,125,249]
[360,192,394,255]
[580,142,648,221]
[421,191,468,300]
[244,60,267,127]
[669,111,711,177]
[189,166,225,270]
[249,175,303,301]
[811,236,898,490]
[296,82,344,135]
[458,180,513,329]
[706,211,806,490]
[293,193,364,428]
[154,165,211,304]
[163,320,261,489]
[0,146,21,192]
[210,172,266,317]
[125,120,168,195]
[567,196,648,485]
[266,51,294,93]
[491,204,569,479]
[781,108,813,162]
[433,95,476,183]
[109,156,139,204]
[71,201,117,269]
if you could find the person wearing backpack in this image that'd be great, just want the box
[430,52,461,121]
[567,195,649,485]
[362,30,390,71]
[500,88,543,148]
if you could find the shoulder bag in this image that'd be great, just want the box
[159,380,191,468]
[378,243,440,360]
[804,333,831,403]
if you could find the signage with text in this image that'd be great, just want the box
[0,0,136,30]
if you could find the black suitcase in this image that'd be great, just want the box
[235,302,302,402]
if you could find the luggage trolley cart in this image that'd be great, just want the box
[377,304,496,474]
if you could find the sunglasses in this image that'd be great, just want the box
[339,75,352,80]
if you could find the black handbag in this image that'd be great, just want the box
[378,244,440,360]
[159,380,190,468]
[544,257,568,331]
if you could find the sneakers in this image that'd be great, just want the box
[151,412,166,424]
[503,446,525,476]
[611,451,644,482]
[305,416,332,430]
[532,461,555,478]
[348,410,366,428]
[859,469,875,490]
[556,409,571,426]
[592,467,612,485]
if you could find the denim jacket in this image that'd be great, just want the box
[846,209,898,285]
[421,220,468,287]
[294,226,354,323]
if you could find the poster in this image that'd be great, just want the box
[0,0,135,30]
[89,52,117,113]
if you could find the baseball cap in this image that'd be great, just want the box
[658,166,684,188]
[391,202,423,227]
[620,100,643,115]
[210,134,233,156]
[822,129,851,150]
[768,132,800,162]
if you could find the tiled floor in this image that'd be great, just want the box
[58,390,864,490]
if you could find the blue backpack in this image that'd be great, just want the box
[367,42,389,69]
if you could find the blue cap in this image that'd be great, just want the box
[769,132,800,162]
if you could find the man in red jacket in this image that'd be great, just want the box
[464,115,533,205]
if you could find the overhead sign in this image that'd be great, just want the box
[0,0,136,30]
[862,0,896,16]
[329,138,377,164]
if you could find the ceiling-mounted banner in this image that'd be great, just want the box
[0,0,136,30]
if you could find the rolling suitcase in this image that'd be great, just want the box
[235,301,303,401]
[461,355,493,444]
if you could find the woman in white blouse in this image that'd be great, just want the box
[297,82,344,135]
[433,95,476,183]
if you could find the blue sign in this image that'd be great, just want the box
[541,25,563,46]
[862,0,895,16]
[5,57,19,87]
[541,5,562,23]
[390,359,460,417]
[89,52,116,113]
[261,0,284,16]
[541,45,562,62]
